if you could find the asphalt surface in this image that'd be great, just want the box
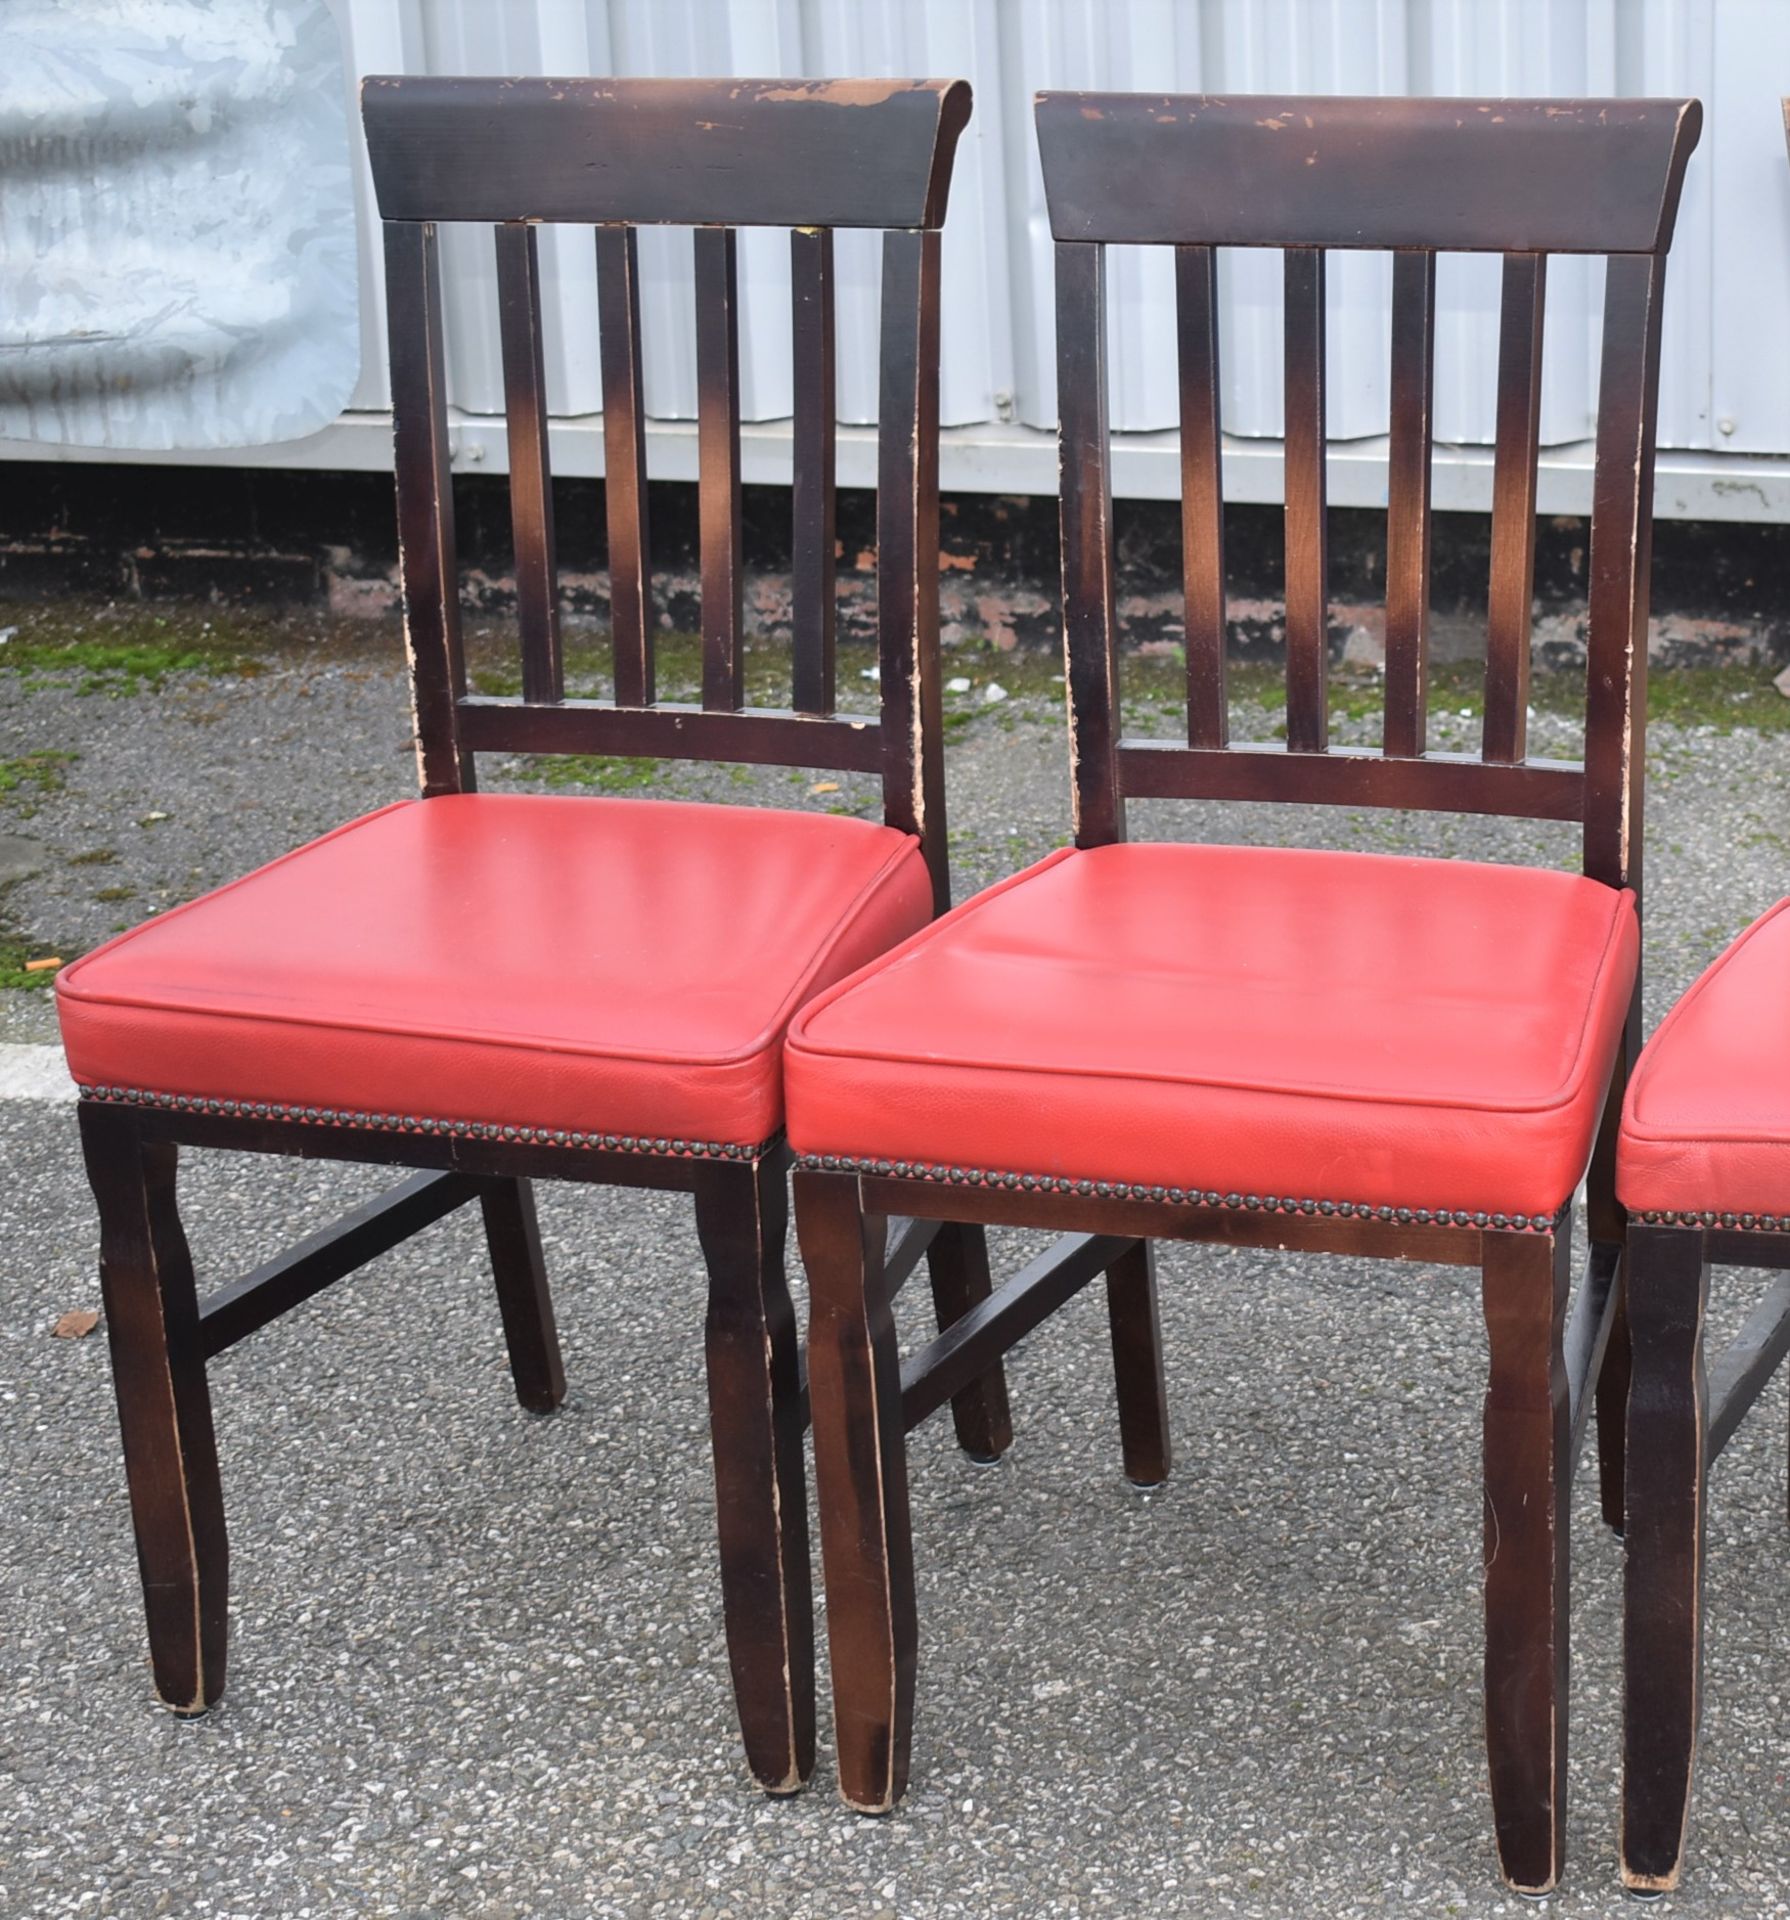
[2,610,1789,1917]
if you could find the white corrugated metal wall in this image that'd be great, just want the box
[18,0,1790,519]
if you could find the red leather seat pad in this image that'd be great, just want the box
[58,794,932,1146]
[787,842,1638,1217]
[1619,896,1790,1216]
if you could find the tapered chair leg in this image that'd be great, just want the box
[79,1102,228,1715]
[797,1167,916,1813]
[694,1156,815,1793]
[1481,1223,1573,1894]
[924,1220,1012,1463]
[478,1176,565,1412]
[1621,1223,1710,1894]
[1105,1238,1171,1486]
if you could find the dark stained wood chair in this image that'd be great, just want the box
[1617,895,1790,1891]
[786,92,1701,1891]
[53,74,1013,1795]
[1609,97,1790,1900]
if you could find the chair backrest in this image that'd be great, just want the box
[1035,92,1702,895]
[361,76,972,910]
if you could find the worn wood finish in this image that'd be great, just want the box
[1176,244,1227,747]
[1594,1277,1634,1534]
[1104,1239,1171,1487]
[791,226,838,717]
[1282,247,1329,754]
[1481,1224,1574,1894]
[363,76,973,230]
[1583,250,1667,894]
[694,1155,816,1792]
[921,1221,1013,1463]
[899,1231,1131,1433]
[877,227,950,912]
[198,1168,481,1359]
[478,1176,565,1414]
[1382,248,1435,761]
[797,1168,916,1812]
[1586,1038,1637,1534]
[383,220,469,796]
[801,1164,1617,1861]
[76,76,980,1792]
[595,225,654,707]
[696,226,745,713]
[1055,239,1123,849]
[495,221,563,705]
[795,86,1696,1876]
[1033,93,1703,253]
[1119,739,1584,818]
[857,1172,1490,1267]
[1482,254,1545,765]
[1621,1224,1709,1893]
[456,695,883,772]
[80,1103,228,1715]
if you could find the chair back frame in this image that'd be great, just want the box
[1037,91,1702,902]
[363,75,974,912]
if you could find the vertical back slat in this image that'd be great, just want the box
[1383,249,1436,761]
[1584,251,1666,895]
[695,226,744,712]
[1056,241,1123,847]
[495,221,562,705]
[1283,246,1329,754]
[1484,252,1548,764]
[595,225,654,707]
[1176,244,1226,749]
[878,228,949,910]
[791,227,838,716]
[384,220,470,796]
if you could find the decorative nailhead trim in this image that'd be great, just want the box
[1636,1208,1789,1233]
[794,1152,1566,1234]
[76,1083,775,1164]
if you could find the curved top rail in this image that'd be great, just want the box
[1035,92,1701,254]
[363,75,972,230]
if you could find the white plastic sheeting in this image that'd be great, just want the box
[11,0,1790,516]
[0,0,358,449]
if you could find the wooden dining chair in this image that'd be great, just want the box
[1617,893,1790,1891]
[1611,100,1790,1901]
[53,73,1012,1795]
[787,91,1701,1891]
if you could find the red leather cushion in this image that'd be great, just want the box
[786,843,1638,1218]
[58,794,931,1148]
[1619,896,1790,1217]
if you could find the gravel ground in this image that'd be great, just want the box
[2,608,1788,1917]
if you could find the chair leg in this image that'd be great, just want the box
[1621,1223,1709,1894]
[478,1177,565,1413]
[796,1167,916,1814]
[1587,1028,1633,1535]
[924,1220,1012,1463]
[693,1157,815,1793]
[1105,1238,1171,1487]
[1593,1268,1632,1535]
[79,1102,228,1715]
[1481,1222,1573,1894]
